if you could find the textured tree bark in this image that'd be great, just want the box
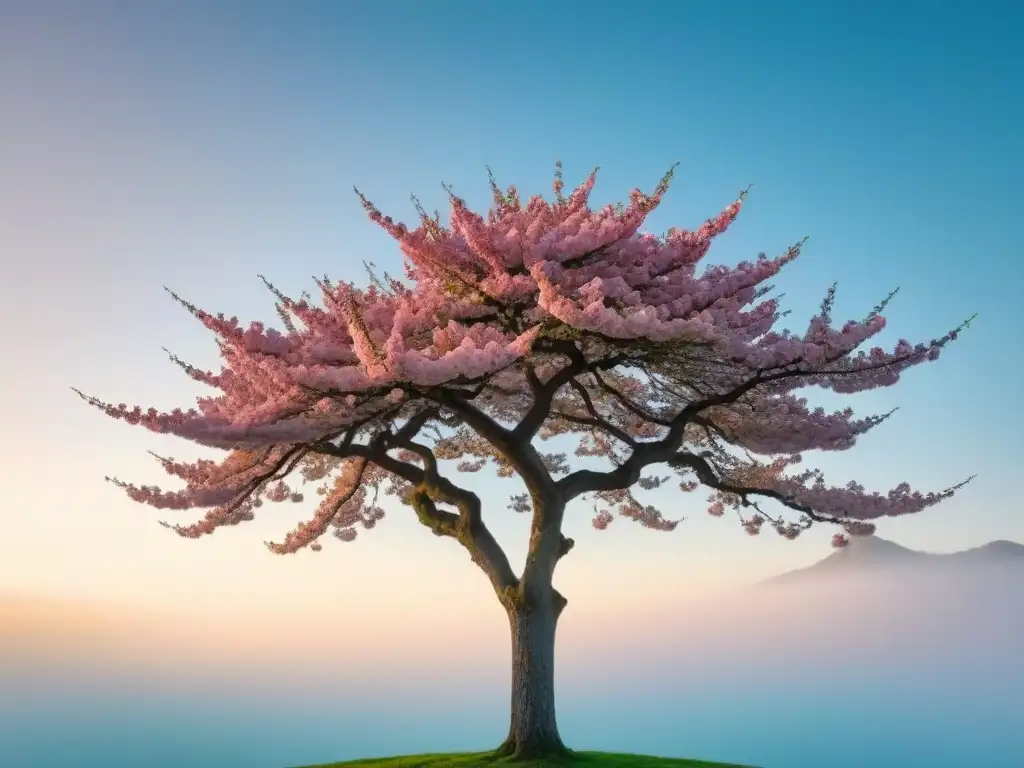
[494,589,571,760]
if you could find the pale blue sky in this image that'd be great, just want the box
[1,0,1021,609]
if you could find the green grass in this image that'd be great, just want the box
[294,751,757,768]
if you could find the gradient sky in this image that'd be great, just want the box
[1,0,1021,628]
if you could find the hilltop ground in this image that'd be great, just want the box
[296,751,755,768]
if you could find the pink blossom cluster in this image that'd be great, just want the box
[695,453,970,548]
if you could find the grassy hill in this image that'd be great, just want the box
[295,751,756,768]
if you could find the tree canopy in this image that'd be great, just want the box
[77,163,973,566]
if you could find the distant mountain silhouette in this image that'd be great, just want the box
[761,536,1024,586]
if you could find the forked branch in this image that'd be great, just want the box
[557,346,944,500]
[312,423,519,598]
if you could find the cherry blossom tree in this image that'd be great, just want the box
[76,163,973,759]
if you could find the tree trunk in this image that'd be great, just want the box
[494,589,571,760]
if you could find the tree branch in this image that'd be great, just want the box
[311,430,519,601]
[512,355,586,441]
[422,386,556,499]
[668,450,830,522]
[551,410,638,448]
[557,378,639,446]
[590,369,673,427]
[557,351,928,500]
[512,339,627,441]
